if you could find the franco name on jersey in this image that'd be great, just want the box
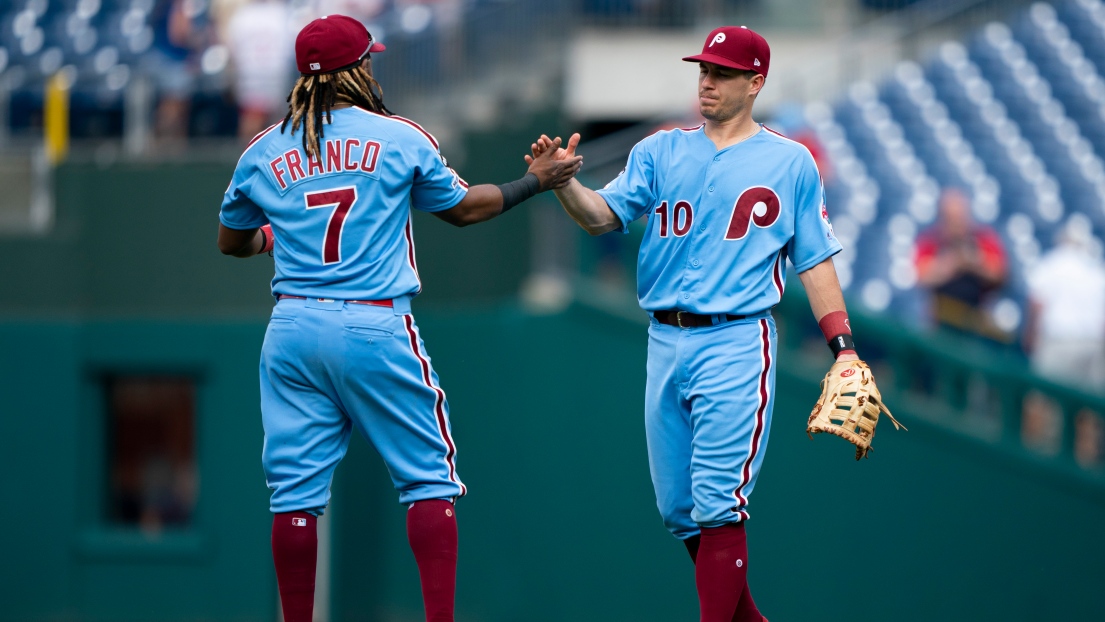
[269,138,386,191]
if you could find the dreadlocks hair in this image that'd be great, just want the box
[281,63,392,162]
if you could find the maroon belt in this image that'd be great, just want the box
[277,294,393,308]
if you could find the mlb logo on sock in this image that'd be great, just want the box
[292,518,307,526]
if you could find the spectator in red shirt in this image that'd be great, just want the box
[914,188,1008,337]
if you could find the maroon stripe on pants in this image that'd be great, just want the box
[733,318,772,515]
[402,315,464,495]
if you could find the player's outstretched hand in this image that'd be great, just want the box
[526,134,583,191]
[525,133,581,165]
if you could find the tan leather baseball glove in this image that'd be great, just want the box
[807,359,905,460]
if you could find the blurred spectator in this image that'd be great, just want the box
[418,0,466,78]
[1025,214,1105,392]
[226,0,295,142]
[914,188,1008,338]
[148,0,206,145]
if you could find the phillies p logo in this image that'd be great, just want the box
[725,187,781,240]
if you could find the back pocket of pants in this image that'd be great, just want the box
[344,325,394,343]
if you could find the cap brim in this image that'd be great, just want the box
[369,42,386,53]
[682,53,754,72]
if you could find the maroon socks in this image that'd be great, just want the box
[407,499,459,622]
[689,524,763,622]
[271,511,318,622]
[277,505,760,622]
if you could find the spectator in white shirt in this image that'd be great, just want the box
[1026,213,1105,392]
[226,0,296,142]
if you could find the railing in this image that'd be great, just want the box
[777,284,1105,485]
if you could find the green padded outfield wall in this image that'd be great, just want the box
[5,308,1105,621]
[2,161,1104,621]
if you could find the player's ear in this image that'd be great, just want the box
[748,74,765,97]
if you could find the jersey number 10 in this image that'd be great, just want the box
[305,187,358,265]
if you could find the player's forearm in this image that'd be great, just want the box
[798,257,848,319]
[436,174,552,228]
[444,185,508,227]
[798,257,858,361]
[218,224,269,258]
[553,179,620,235]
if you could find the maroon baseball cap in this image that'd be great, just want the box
[683,26,770,78]
[295,15,386,75]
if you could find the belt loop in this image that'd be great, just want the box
[391,295,412,316]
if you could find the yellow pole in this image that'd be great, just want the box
[44,72,70,165]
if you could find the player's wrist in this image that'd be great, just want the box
[496,173,541,213]
[818,310,856,358]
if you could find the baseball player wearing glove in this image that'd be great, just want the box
[217,15,580,622]
[531,26,902,622]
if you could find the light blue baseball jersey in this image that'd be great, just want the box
[597,124,841,314]
[219,107,468,300]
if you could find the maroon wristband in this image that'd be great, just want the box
[818,310,856,357]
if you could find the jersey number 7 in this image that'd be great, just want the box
[305,186,358,265]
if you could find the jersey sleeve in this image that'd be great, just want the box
[596,140,657,233]
[787,152,842,273]
[409,139,468,213]
[219,161,268,230]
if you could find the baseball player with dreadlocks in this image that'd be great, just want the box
[217,15,581,622]
[530,26,901,622]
